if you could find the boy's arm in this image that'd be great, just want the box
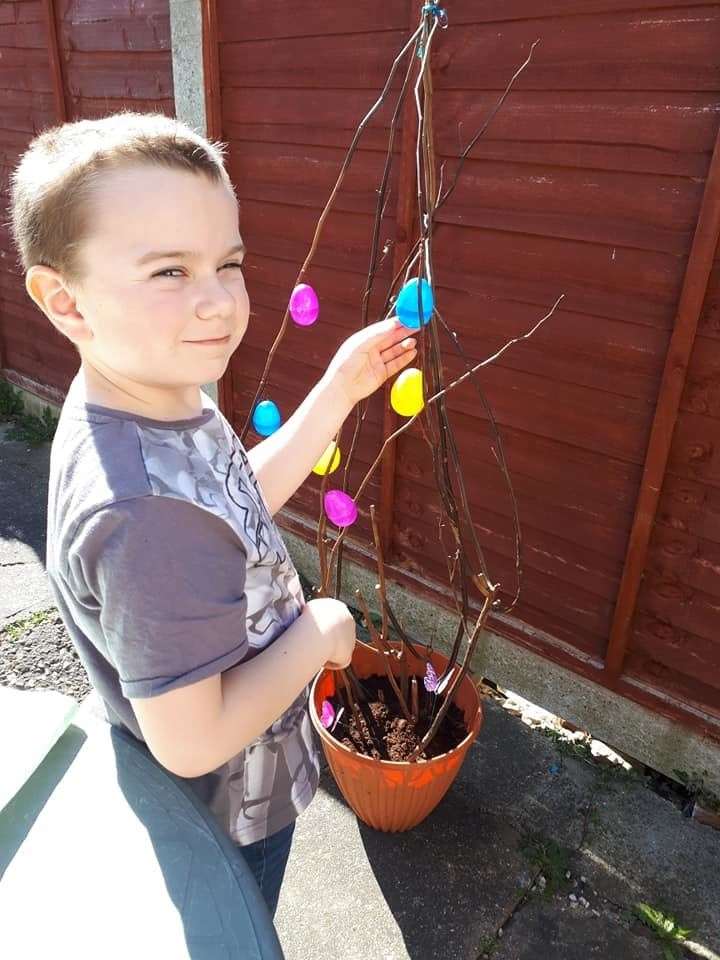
[247,317,417,516]
[247,372,352,517]
[70,496,357,780]
[131,597,355,778]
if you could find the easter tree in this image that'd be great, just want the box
[240,4,563,779]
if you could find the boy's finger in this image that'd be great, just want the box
[381,339,416,363]
[385,349,417,376]
[360,316,410,347]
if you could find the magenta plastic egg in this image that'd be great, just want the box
[289,284,319,326]
[324,489,358,527]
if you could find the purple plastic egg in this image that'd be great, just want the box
[289,283,319,326]
[324,489,358,527]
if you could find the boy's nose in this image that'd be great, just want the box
[194,278,237,320]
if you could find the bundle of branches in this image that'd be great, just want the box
[241,5,563,762]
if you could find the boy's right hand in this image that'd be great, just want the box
[302,597,357,670]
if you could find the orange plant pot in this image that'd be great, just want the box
[309,641,483,832]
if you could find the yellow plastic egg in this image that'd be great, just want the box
[312,441,341,476]
[390,368,425,417]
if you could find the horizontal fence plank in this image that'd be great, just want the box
[224,119,713,179]
[219,8,720,93]
[630,612,720,696]
[637,570,720,646]
[58,17,171,53]
[644,524,720,602]
[657,474,720,544]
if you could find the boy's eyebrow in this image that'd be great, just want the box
[135,242,246,266]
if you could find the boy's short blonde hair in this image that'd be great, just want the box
[8,110,235,285]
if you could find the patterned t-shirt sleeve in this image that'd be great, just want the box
[67,495,249,698]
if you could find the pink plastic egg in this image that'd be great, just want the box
[324,489,358,527]
[289,283,319,326]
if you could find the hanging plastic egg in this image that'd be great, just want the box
[396,278,434,329]
[312,441,341,476]
[289,283,319,326]
[324,489,358,527]
[252,399,281,436]
[390,367,425,417]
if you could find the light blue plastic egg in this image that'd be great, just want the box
[396,278,434,329]
[252,400,281,436]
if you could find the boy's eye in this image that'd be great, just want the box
[153,268,185,278]
[152,262,243,279]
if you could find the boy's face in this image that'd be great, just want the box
[58,163,249,396]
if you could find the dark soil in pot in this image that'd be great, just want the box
[325,674,468,762]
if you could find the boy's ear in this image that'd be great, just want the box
[24,265,93,345]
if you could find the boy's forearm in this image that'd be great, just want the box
[247,373,353,516]
[191,612,330,775]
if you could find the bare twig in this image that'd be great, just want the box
[409,588,497,761]
[324,294,564,576]
[240,25,423,443]
[410,676,420,723]
[355,588,413,721]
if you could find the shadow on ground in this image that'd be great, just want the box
[0,431,53,624]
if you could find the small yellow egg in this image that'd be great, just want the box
[390,367,425,417]
[312,441,342,476]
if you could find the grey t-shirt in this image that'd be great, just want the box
[45,376,320,845]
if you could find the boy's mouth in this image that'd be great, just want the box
[185,335,231,346]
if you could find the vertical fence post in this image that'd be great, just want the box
[604,118,720,681]
[42,0,69,123]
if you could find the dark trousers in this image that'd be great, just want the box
[237,820,296,918]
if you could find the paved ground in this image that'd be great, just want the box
[2,425,719,960]
[276,702,720,959]
[0,425,55,626]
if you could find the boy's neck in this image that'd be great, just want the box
[75,361,206,422]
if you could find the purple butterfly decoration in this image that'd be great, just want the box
[424,661,439,692]
[320,699,336,729]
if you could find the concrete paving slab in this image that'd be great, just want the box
[276,701,720,959]
[579,778,720,950]
[0,438,54,625]
[453,699,597,844]
[276,767,531,960]
[491,897,655,960]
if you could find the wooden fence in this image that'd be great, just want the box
[1,0,718,742]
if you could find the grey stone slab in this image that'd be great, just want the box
[453,699,597,845]
[0,562,55,625]
[492,897,656,960]
[580,779,720,951]
[463,702,720,951]
[277,701,720,960]
[275,769,531,960]
[0,437,54,625]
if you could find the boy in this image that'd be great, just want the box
[8,111,416,916]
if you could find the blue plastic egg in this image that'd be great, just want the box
[252,400,281,436]
[395,278,434,329]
